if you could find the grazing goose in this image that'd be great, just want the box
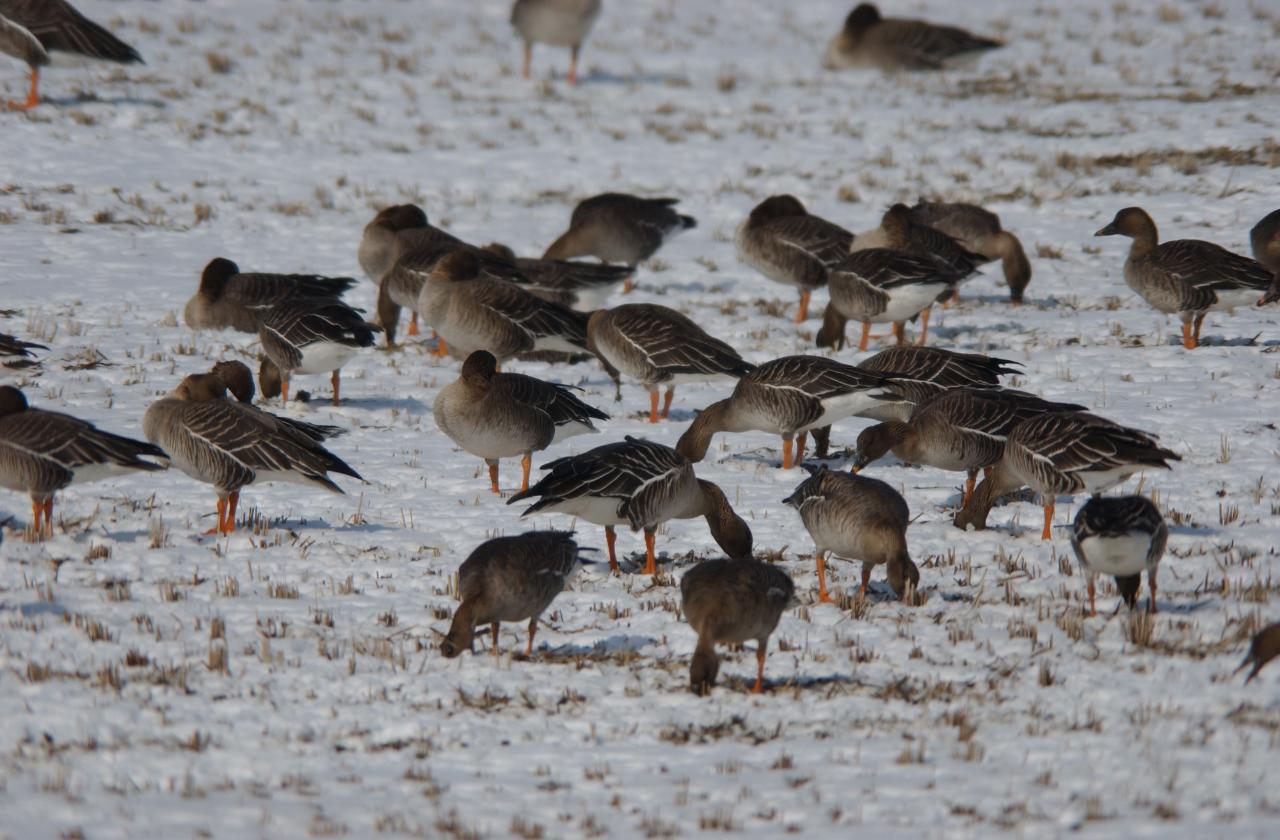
[143,373,361,535]
[1070,495,1167,617]
[954,412,1180,540]
[0,0,142,111]
[419,250,589,363]
[256,298,379,406]
[735,195,854,323]
[587,303,753,422]
[482,242,630,312]
[183,257,356,333]
[1095,207,1273,349]
[0,332,45,359]
[676,355,896,469]
[511,0,601,85]
[210,361,344,442]
[783,467,919,603]
[910,200,1031,303]
[853,204,982,280]
[682,556,795,695]
[440,531,590,659]
[434,350,608,494]
[0,385,166,536]
[1236,623,1280,684]
[543,193,697,291]
[823,3,1001,72]
[508,436,753,575]
[853,388,1087,506]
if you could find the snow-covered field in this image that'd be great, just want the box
[2,0,1280,836]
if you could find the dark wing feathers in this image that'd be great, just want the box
[515,257,632,291]
[10,0,143,63]
[613,308,751,377]
[1153,240,1272,293]
[859,346,1020,387]
[2,409,166,471]
[0,333,47,358]
[474,282,590,348]
[493,372,609,426]
[225,273,356,308]
[769,215,856,268]
[835,248,961,290]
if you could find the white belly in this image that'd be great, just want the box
[1211,288,1263,311]
[871,283,950,323]
[803,389,891,431]
[293,341,357,375]
[530,334,585,355]
[550,421,599,445]
[1076,534,1153,577]
[69,461,161,486]
[529,494,627,528]
[1077,466,1141,495]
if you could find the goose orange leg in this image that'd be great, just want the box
[795,432,807,466]
[522,42,532,79]
[816,550,833,603]
[1192,314,1206,347]
[782,437,794,470]
[604,526,619,574]
[526,618,537,658]
[962,469,978,507]
[491,622,500,657]
[407,312,419,337]
[795,290,811,323]
[1147,569,1158,614]
[648,389,660,423]
[752,646,767,694]
[7,68,39,111]
[519,454,532,493]
[488,462,501,494]
[643,528,657,576]
[661,387,675,419]
[1087,575,1097,617]
[281,377,290,405]
[42,499,53,536]
[30,498,45,537]
[860,565,872,598]
[1041,500,1055,541]
[1181,321,1196,350]
[915,308,932,346]
[331,371,341,406]
[892,322,907,346]
[567,44,581,85]
[858,322,872,352]
[432,334,450,358]
[204,497,227,536]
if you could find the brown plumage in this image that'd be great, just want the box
[184,257,355,333]
[510,0,602,85]
[209,361,343,443]
[910,200,1031,303]
[1251,209,1280,304]
[0,332,46,360]
[823,3,1001,72]
[1236,623,1280,684]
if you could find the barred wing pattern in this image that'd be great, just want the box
[1,0,143,63]
[1006,412,1179,496]
[608,307,752,378]
[258,299,378,371]
[491,372,609,428]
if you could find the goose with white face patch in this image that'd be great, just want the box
[1070,495,1167,617]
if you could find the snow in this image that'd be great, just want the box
[2,0,1279,837]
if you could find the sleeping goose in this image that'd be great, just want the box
[910,200,1031,303]
[441,531,590,659]
[823,3,1001,72]
[143,373,361,535]
[682,556,795,695]
[183,257,356,333]
[0,333,45,359]
[954,412,1180,540]
[675,355,896,469]
[784,467,919,604]
[256,298,379,406]
[508,436,752,575]
[1,0,143,111]
[587,303,753,422]
[1070,495,1167,617]
[510,0,602,85]
[434,350,608,494]
[483,242,631,311]
[0,385,166,536]
[735,195,854,323]
[1095,207,1274,349]
[210,361,344,442]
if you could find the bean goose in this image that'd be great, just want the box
[184,257,356,333]
[440,531,590,659]
[418,250,589,363]
[954,412,1180,540]
[1070,495,1167,617]
[854,203,983,311]
[676,355,896,469]
[210,361,343,442]
[143,373,361,535]
[508,436,752,575]
[434,350,608,494]
[0,0,142,111]
[587,303,753,423]
[682,556,795,695]
[823,3,1001,72]
[256,298,379,406]
[510,0,601,85]
[910,200,1031,303]
[1252,209,1280,304]
[783,467,919,604]
[1236,623,1280,684]
[482,242,631,312]
[0,333,45,359]
[0,385,166,536]
[853,388,1087,506]
[1095,207,1273,349]
[735,195,854,323]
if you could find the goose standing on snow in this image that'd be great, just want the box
[1095,207,1274,349]
[682,556,795,695]
[256,298,379,406]
[0,386,166,536]
[1070,495,1167,617]
[209,360,344,442]
[143,373,361,536]
[511,0,601,85]
[440,531,590,659]
[0,0,143,111]
[509,436,752,575]
[434,350,608,494]
[587,303,753,422]
[910,200,1032,303]
[823,3,1001,72]
[183,257,356,333]
[735,194,855,323]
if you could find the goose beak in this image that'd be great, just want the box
[1094,223,1117,237]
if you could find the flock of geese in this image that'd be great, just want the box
[4,0,1280,692]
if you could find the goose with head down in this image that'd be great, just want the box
[482,242,630,312]
[183,257,356,334]
[910,200,1031,303]
[209,360,344,442]
[256,298,379,406]
[1070,495,1167,617]
[823,3,1001,72]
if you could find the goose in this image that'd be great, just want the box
[1252,209,1280,305]
[434,350,608,494]
[910,200,1031,303]
[482,242,631,311]
[681,556,795,695]
[440,531,590,659]
[210,361,343,442]
[143,373,361,535]
[783,467,919,604]
[0,333,45,359]
[1095,207,1274,349]
[735,194,854,323]
[587,303,753,422]
[418,250,589,363]
[510,0,601,85]
[1069,495,1167,617]
[823,3,1001,72]
[1236,623,1280,684]
[508,436,752,575]
[1,0,142,111]
[0,385,166,536]
[853,388,1087,506]
[853,203,983,309]
[256,298,379,406]
[954,412,1180,540]
[543,193,697,292]
[675,355,896,469]
[183,257,356,333]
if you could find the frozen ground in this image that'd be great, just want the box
[2,0,1279,836]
